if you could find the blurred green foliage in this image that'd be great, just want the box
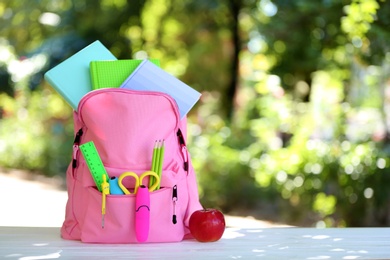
[1,0,390,227]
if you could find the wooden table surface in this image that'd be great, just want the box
[1,226,389,259]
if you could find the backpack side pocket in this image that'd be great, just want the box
[61,163,79,240]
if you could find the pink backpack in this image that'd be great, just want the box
[61,88,203,243]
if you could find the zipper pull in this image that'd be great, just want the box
[72,128,83,168]
[172,185,178,224]
[177,129,188,171]
[177,129,186,146]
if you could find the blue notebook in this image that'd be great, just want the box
[119,60,201,119]
[44,41,117,110]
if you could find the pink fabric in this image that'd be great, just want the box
[61,89,202,243]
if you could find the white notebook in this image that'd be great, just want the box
[119,60,201,119]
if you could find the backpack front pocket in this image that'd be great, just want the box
[80,181,187,243]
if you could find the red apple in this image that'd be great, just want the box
[189,208,226,242]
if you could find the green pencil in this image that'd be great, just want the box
[156,140,165,190]
[149,140,158,188]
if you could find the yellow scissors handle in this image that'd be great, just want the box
[118,172,139,195]
[118,171,160,194]
[140,171,160,192]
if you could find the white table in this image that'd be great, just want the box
[1,227,389,259]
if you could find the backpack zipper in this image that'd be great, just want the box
[72,128,83,168]
[172,185,178,224]
[177,129,189,172]
[78,88,181,129]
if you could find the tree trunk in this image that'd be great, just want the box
[225,0,241,121]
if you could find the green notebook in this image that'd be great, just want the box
[90,59,160,89]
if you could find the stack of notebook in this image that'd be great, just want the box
[44,40,201,119]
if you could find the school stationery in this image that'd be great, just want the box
[157,141,165,190]
[79,141,110,192]
[119,60,201,119]
[149,140,165,190]
[44,41,116,110]
[118,171,160,195]
[108,177,124,195]
[135,185,150,242]
[117,170,159,242]
[61,88,203,243]
[101,174,110,228]
[90,59,160,89]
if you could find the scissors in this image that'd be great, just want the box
[118,171,160,195]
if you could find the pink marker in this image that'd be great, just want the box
[135,185,150,242]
